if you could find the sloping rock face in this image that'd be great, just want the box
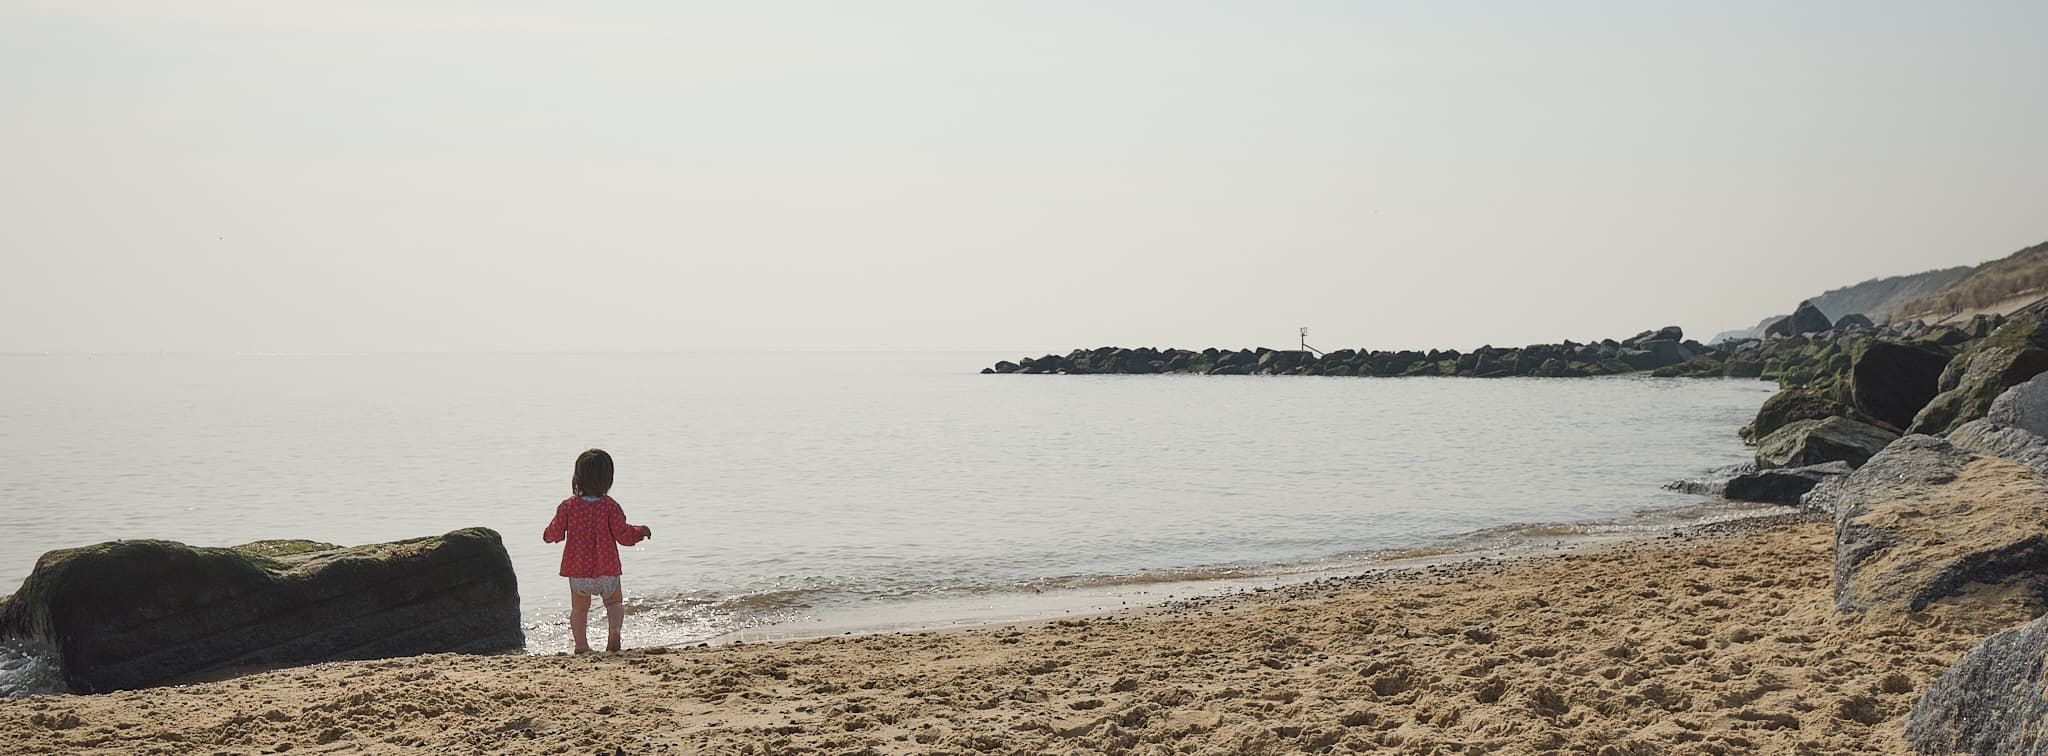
[1904,614,2048,755]
[1765,301,1834,338]
[1831,436,2048,617]
[1987,374,2048,438]
[1723,462,1852,505]
[1833,313,1876,332]
[1744,387,1852,443]
[1949,418,2048,475]
[1755,416,1898,470]
[1909,309,2048,435]
[0,528,522,693]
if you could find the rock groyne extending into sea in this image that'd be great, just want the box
[983,302,1999,383]
[994,298,2048,751]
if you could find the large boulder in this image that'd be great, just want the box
[1765,301,1834,338]
[1834,313,1876,332]
[1949,418,2048,475]
[1755,416,1899,470]
[1832,436,2048,617]
[1904,613,2048,755]
[1258,350,1310,373]
[1638,339,1692,367]
[1909,346,2048,435]
[1616,348,1664,372]
[0,528,523,693]
[1622,326,1683,348]
[1723,462,1853,505]
[1909,310,2048,435]
[1744,387,1851,443]
[1846,340,1953,430]
[1986,374,2048,438]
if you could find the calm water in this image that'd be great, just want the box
[0,353,1771,658]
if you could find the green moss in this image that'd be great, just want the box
[232,540,341,559]
[1724,359,1765,378]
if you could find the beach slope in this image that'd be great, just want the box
[0,515,2007,754]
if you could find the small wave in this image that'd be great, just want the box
[549,500,1805,649]
[1018,568,1259,592]
[0,641,65,698]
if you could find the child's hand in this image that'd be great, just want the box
[639,525,653,540]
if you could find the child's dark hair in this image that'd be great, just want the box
[573,449,614,497]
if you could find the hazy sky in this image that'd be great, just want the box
[4,2,2044,353]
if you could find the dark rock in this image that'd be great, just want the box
[1724,462,1853,505]
[1846,341,1952,430]
[1756,416,1898,469]
[1402,360,1446,377]
[1908,311,2048,434]
[1833,313,1876,332]
[1623,326,1683,348]
[1765,301,1834,338]
[1639,339,1692,367]
[1663,462,1759,497]
[1920,326,1975,347]
[0,528,523,693]
[1257,350,1311,374]
[1966,313,2005,339]
[991,360,1020,374]
[1831,436,2048,617]
[1769,301,1835,336]
[1904,613,2048,755]
[1617,349,1663,372]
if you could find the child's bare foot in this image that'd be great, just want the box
[606,637,622,653]
[573,646,594,655]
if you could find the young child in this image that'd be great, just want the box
[542,448,653,654]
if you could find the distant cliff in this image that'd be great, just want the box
[1722,240,2048,342]
[1716,267,1971,343]
[1893,241,2048,323]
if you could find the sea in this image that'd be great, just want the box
[0,352,1776,693]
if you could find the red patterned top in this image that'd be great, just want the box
[542,495,646,578]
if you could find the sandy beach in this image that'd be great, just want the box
[0,513,2011,755]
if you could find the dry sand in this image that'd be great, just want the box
[0,514,2017,755]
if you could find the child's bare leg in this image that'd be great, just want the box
[569,591,594,654]
[603,583,625,652]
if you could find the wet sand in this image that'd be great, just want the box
[0,513,2009,754]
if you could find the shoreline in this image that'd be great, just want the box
[504,496,1794,654]
[4,509,1993,754]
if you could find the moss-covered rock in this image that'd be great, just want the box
[1653,357,1725,378]
[1755,416,1899,470]
[1723,359,1766,379]
[1908,311,2048,435]
[0,527,521,693]
[1745,387,1852,443]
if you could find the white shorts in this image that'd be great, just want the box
[567,576,620,599]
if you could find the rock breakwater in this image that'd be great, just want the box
[984,305,1988,383]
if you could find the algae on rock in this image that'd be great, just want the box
[0,527,522,693]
